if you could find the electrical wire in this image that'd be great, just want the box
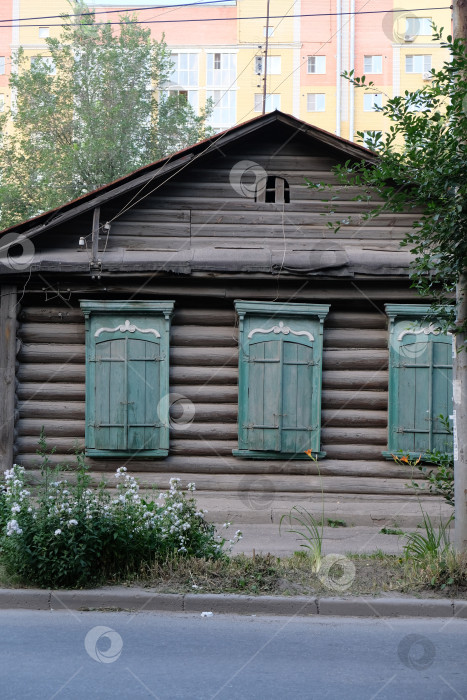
[0,7,452,28]
[0,1,237,24]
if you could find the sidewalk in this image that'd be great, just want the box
[229,523,409,557]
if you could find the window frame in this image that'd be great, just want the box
[233,301,329,459]
[383,304,453,460]
[363,93,382,111]
[307,56,326,74]
[80,300,174,458]
[363,55,382,74]
[307,93,326,112]
[405,54,432,73]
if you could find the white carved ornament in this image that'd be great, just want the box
[248,320,314,342]
[397,324,452,341]
[94,319,160,338]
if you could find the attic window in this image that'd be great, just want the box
[256,176,290,204]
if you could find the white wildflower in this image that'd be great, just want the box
[6,519,23,536]
[11,503,21,514]
[54,529,62,536]
[68,519,78,527]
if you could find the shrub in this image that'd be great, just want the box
[0,460,241,588]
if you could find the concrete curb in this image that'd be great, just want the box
[0,588,466,618]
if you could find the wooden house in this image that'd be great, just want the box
[0,111,453,524]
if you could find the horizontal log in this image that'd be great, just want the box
[13,456,416,480]
[16,363,239,386]
[322,444,387,460]
[18,324,387,350]
[173,308,236,326]
[16,401,239,422]
[17,419,85,438]
[322,390,388,410]
[323,329,387,349]
[19,306,237,326]
[322,370,387,390]
[17,383,239,404]
[19,307,84,323]
[321,427,386,445]
[19,323,84,344]
[17,364,85,383]
[18,383,85,401]
[322,350,387,371]
[19,344,85,363]
[15,465,415,495]
[15,437,235,455]
[172,347,238,367]
[321,409,387,428]
[325,311,386,329]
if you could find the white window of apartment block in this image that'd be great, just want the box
[207,90,236,129]
[363,93,382,111]
[168,89,199,111]
[254,56,281,75]
[206,53,236,87]
[264,26,274,37]
[254,93,280,112]
[39,27,50,38]
[0,57,5,75]
[307,93,325,112]
[405,55,432,73]
[406,17,432,36]
[170,53,198,87]
[363,55,382,73]
[31,56,55,74]
[307,56,326,74]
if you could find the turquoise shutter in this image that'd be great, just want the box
[94,338,127,451]
[80,301,174,457]
[281,340,316,453]
[247,340,282,451]
[234,301,329,458]
[384,305,453,458]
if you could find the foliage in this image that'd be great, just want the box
[404,510,453,562]
[0,0,213,229]
[393,417,455,507]
[0,460,239,588]
[308,29,467,330]
[279,506,324,572]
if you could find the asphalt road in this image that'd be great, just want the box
[0,610,466,699]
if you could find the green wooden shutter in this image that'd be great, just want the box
[80,300,174,458]
[234,301,329,459]
[384,304,453,458]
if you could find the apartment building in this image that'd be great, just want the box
[0,0,452,142]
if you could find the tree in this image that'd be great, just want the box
[310,28,467,551]
[0,1,213,229]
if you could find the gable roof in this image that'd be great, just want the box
[0,110,376,239]
[0,111,413,279]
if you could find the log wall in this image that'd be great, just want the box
[14,294,417,495]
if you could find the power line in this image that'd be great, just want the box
[0,1,236,24]
[0,7,453,28]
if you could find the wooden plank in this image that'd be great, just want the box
[19,323,85,344]
[171,366,237,385]
[321,409,387,427]
[19,344,85,363]
[19,307,84,323]
[322,427,387,445]
[323,444,387,460]
[0,285,17,470]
